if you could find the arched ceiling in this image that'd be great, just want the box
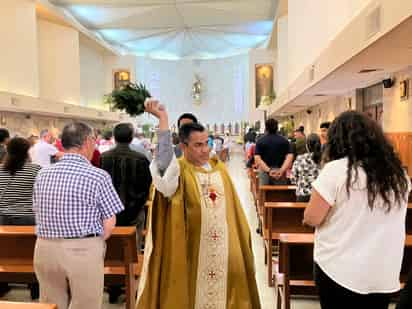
[50,0,277,60]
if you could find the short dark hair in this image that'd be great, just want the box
[295,125,305,133]
[177,113,198,128]
[0,128,10,144]
[320,121,331,129]
[113,123,133,144]
[61,122,93,150]
[179,123,206,144]
[265,118,278,134]
[103,130,113,140]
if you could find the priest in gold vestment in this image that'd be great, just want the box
[137,100,261,309]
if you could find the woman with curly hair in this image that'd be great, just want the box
[303,111,411,309]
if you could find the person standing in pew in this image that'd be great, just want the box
[100,122,152,304]
[137,100,261,309]
[254,118,294,185]
[0,128,10,163]
[33,122,124,309]
[303,111,411,309]
[0,137,41,225]
[319,121,331,153]
[0,137,41,297]
[291,133,321,202]
[30,129,63,167]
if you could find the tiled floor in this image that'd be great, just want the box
[0,147,397,308]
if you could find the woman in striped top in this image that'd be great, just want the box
[0,137,41,225]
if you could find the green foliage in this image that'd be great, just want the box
[106,83,151,117]
[142,123,152,138]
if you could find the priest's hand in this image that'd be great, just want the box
[144,98,167,118]
[145,98,169,131]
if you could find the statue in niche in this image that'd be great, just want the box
[114,70,131,90]
[192,74,202,105]
[255,64,275,108]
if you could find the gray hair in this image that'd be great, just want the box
[39,129,49,139]
[61,122,93,150]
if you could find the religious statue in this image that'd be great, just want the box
[192,74,202,105]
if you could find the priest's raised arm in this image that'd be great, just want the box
[145,99,179,198]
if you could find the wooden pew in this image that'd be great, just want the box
[263,201,412,287]
[276,233,412,309]
[258,185,296,286]
[263,202,313,286]
[247,169,260,214]
[258,185,296,233]
[0,226,141,309]
[275,233,314,309]
[0,302,56,309]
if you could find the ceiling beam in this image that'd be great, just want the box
[196,27,271,36]
[92,22,264,30]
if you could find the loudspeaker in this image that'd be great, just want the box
[383,78,395,88]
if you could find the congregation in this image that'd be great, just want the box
[3,1,412,308]
[0,100,411,309]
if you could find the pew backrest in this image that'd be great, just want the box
[0,301,56,309]
[264,202,314,236]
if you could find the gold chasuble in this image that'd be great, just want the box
[137,157,261,309]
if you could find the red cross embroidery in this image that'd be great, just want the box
[208,271,216,279]
[211,231,220,241]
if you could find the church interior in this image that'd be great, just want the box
[1,0,412,308]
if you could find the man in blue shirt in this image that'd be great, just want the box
[33,122,124,309]
[254,118,294,185]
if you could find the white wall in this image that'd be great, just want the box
[291,91,357,134]
[277,16,288,95]
[383,68,412,132]
[0,0,39,97]
[287,0,372,85]
[79,36,106,109]
[38,19,80,105]
[104,55,137,94]
[135,54,249,126]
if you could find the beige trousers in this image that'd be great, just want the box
[34,237,106,309]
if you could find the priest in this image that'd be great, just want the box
[137,99,261,309]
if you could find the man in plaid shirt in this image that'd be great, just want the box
[33,122,124,309]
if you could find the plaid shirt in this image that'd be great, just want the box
[33,153,124,238]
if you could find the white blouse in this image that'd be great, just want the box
[312,157,411,294]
